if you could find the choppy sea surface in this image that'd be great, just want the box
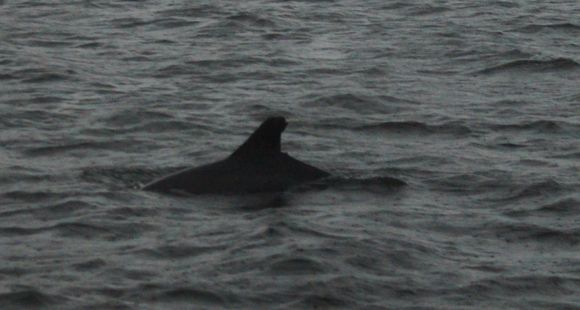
[1,0,579,309]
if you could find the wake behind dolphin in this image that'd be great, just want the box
[143,117,329,194]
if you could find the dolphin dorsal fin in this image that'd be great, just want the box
[231,117,287,158]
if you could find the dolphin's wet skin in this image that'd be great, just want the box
[143,117,330,194]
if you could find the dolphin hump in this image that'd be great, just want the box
[231,116,287,157]
[142,116,330,194]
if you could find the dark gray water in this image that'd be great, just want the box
[1,0,579,309]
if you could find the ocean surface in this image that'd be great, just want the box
[1,0,579,309]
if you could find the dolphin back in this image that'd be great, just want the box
[143,153,328,194]
[142,117,329,195]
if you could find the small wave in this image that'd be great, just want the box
[196,12,279,36]
[0,171,61,186]
[550,151,580,160]
[476,58,580,74]
[359,121,427,131]
[147,287,229,305]
[489,120,578,134]
[109,267,157,281]
[289,293,348,309]
[0,267,28,277]
[111,16,199,30]
[2,190,64,202]
[352,176,407,188]
[81,166,179,189]
[23,140,140,157]
[9,67,75,83]
[499,179,566,202]
[104,206,159,218]
[52,221,154,240]
[268,257,329,275]
[0,290,62,308]
[304,93,399,114]
[72,258,107,271]
[161,56,296,80]
[357,121,472,136]
[308,93,371,106]
[180,57,263,71]
[0,226,44,236]
[457,275,580,298]
[226,12,275,28]
[0,73,14,80]
[158,5,219,18]
[493,222,580,245]
[0,221,154,240]
[155,18,199,29]
[75,41,103,49]
[129,120,198,133]
[539,198,579,214]
[283,275,365,308]
[254,220,351,241]
[138,244,219,260]
[1,109,76,130]
[111,17,151,29]
[516,22,580,33]
[430,172,510,193]
[307,93,372,109]
[99,109,175,127]
[22,72,70,83]
[299,176,406,194]
[29,95,64,104]
[238,222,283,237]
[0,200,94,220]
[496,142,526,148]
[506,198,579,217]
[261,32,286,40]
[154,64,195,77]
[27,39,72,48]
[262,30,311,42]
[406,4,450,16]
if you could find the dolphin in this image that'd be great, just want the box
[142,117,329,194]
